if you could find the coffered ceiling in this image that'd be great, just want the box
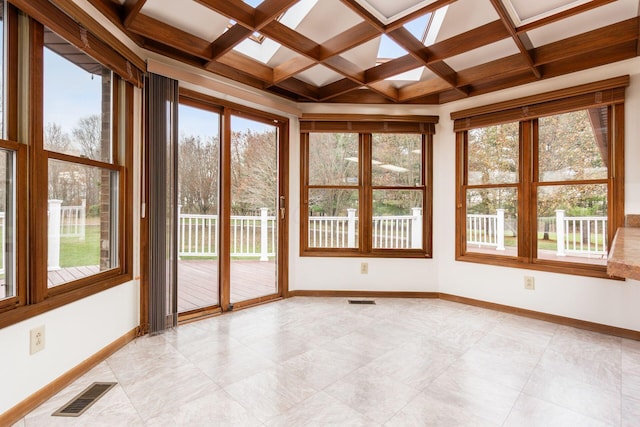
[89,0,640,104]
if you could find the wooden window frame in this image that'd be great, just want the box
[300,115,436,258]
[0,12,133,328]
[453,77,626,279]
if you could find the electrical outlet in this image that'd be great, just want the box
[30,325,45,355]
[524,276,535,290]
[360,262,368,274]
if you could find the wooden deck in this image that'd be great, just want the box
[177,259,276,312]
[43,260,276,313]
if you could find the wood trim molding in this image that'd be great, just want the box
[288,290,640,340]
[451,75,629,121]
[438,293,640,340]
[287,290,440,298]
[0,328,137,426]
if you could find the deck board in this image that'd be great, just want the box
[42,260,275,313]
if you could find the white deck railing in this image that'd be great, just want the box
[467,209,607,256]
[466,210,505,250]
[178,208,276,260]
[309,207,423,249]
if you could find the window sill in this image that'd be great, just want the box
[455,252,618,280]
[0,272,133,329]
[301,249,432,259]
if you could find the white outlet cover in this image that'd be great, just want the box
[30,325,45,355]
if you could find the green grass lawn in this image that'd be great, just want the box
[60,226,100,267]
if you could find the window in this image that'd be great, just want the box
[44,36,119,287]
[0,2,139,325]
[300,116,436,257]
[454,77,626,278]
[0,1,4,138]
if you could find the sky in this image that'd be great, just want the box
[44,48,104,134]
[45,47,273,143]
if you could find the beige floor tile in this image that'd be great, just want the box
[16,297,638,426]
[504,394,611,427]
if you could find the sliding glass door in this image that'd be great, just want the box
[177,100,287,316]
[177,104,221,312]
[229,115,278,304]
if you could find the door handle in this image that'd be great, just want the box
[279,196,285,219]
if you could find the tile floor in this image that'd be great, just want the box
[14,297,640,426]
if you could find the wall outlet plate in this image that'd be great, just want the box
[30,325,45,355]
[360,262,368,274]
[524,276,535,290]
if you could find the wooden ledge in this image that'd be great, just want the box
[608,227,640,280]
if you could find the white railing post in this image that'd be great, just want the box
[260,208,269,261]
[177,205,182,260]
[496,208,505,251]
[48,199,62,271]
[79,199,86,241]
[347,208,356,248]
[411,207,422,249]
[556,209,566,256]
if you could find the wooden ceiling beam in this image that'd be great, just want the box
[386,26,466,96]
[206,24,252,62]
[534,17,639,65]
[367,81,400,102]
[489,0,541,79]
[456,54,531,86]
[385,0,457,31]
[260,21,322,59]
[515,0,615,34]
[427,20,509,63]
[216,51,274,82]
[540,40,637,79]
[192,0,255,28]
[272,57,316,84]
[398,77,452,102]
[255,0,298,29]
[85,0,146,46]
[319,22,381,60]
[122,0,146,28]
[364,55,421,83]
[276,77,320,101]
[323,56,365,83]
[128,13,213,59]
[318,79,363,101]
[338,0,385,31]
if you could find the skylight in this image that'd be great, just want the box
[403,5,448,46]
[376,35,408,64]
[242,0,264,7]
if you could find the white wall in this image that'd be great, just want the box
[437,57,640,331]
[0,280,140,413]
[289,57,640,331]
[0,86,143,415]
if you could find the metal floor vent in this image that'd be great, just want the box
[348,300,376,305]
[52,382,117,417]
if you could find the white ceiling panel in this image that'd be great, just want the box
[435,0,499,42]
[292,0,363,43]
[446,39,520,71]
[527,0,638,47]
[356,0,439,23]
[505,0,587,23]
[142,0,229,41]
[296,65,344,87]
[268,45,301,68]
[340,38,380,70]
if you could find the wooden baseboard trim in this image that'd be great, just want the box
[438,293,640,341]
[0,328,138,426]
[287,290,439,299]
[287,290,640,340]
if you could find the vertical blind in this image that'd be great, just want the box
[146,73,179,334]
